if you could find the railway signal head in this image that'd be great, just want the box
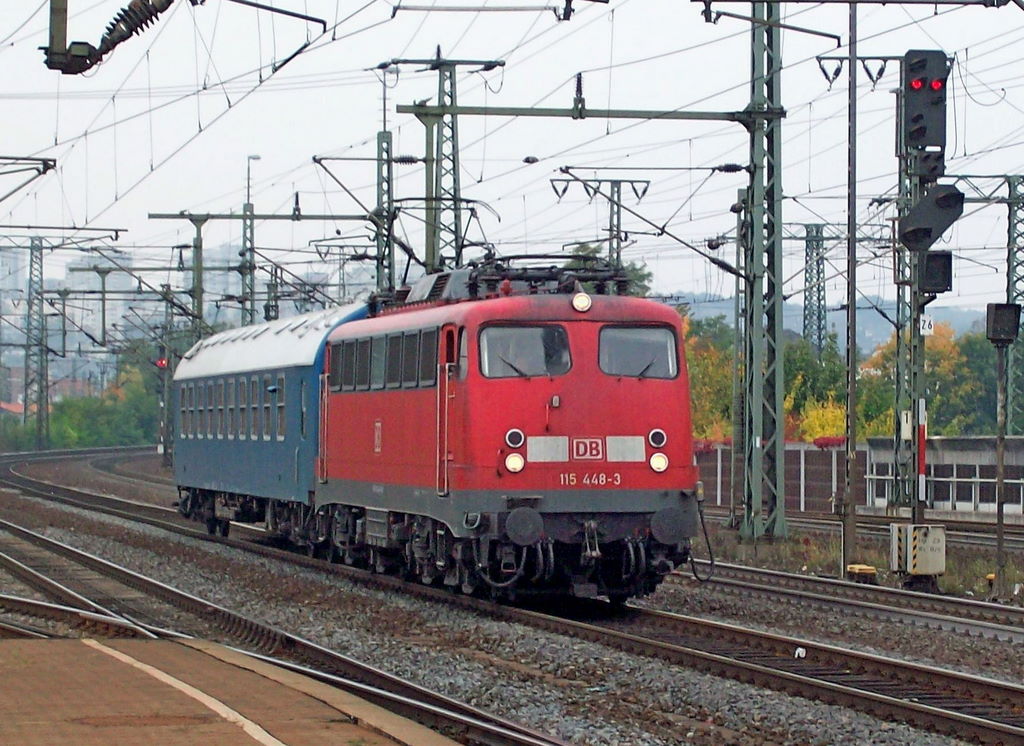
[986,304,1022,347]
[902,50,949,151]
[898,184,964,252]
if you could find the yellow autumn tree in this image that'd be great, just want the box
[800,397,846,440]
[681,312,734,439]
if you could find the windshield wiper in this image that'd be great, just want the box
[498,355,529,377]
[634,357,657,378]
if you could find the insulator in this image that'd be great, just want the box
[98,0,175,56]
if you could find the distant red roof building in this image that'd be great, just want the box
[0,401,24,418]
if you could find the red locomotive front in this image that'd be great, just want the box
[319,268,701,601]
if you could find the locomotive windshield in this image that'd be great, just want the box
[599,326,678,379]
[480,325,571,378]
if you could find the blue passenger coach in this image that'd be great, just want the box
[173,303,368,534]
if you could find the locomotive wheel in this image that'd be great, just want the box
[607,591,629,609]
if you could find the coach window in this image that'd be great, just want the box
[419,328,438,386]
[185,384,193,438]
[341,340,357,391]
[181,385,189,439]
[355,338,371,390]
[250,377,259,439]
[480,325,571,378]
[599,326,678,379]
[402,332,419,387]
[276,375,286,440]
[370,337,386,389]
[217,381,225,438]
[207,382,215,438]
[299,379,307,439]
[226,378,235,438]
[385,335,403,388]
[263,375,272,440]
[195,385,203,438]
[238,379,248,439]
[328,342,344,391]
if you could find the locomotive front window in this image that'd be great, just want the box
[599,326,678,379]
[479,325,571,378]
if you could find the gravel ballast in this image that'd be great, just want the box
[0,482,972,746]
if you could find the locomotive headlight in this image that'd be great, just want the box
[505,453,526,473]
[505,428,525,448]
[649,453,669,473]
[648,428,667,448]
[571,292,592,313]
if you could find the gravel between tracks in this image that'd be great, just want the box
[0,456,975,746]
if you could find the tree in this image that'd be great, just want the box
[562,244,652,297]
[784,334,844,415]
[681,312,733,439]
[951,332,996,433]
[800,397,846,440]
[857,322,989,436]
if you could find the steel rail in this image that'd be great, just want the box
[0,594,152,638]
[5,449,1024,742]
[0,519,567,746]
[680,561,1024,638]
[700,505,1024,549]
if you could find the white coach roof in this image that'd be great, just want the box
[173,303,368,381]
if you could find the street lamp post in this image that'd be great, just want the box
[242,154,261,325]
[986,302,1021,600]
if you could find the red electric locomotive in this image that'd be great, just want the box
[315,259,702,602]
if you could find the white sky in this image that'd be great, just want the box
[1,0,1023,321]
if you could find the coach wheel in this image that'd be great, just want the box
[306,540,320,559]
[218,519,230,538]
[205,517,218,535]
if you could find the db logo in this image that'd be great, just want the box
[572,438,604,460]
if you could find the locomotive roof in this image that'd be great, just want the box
[174,303,368,381]
[327,292,681,340]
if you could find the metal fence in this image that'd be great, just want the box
[696,437,1024,516]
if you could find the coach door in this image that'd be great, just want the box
[317,371,330,483]
[436,324,458,496]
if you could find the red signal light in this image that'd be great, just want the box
[910,78,925,91]
[155,357,168,369]
[930,78,944,91]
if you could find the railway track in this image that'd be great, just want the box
[702,505,1024,551]
[0,518,567,746]
[0,594,154,639]
[4,448,1024,742]
[676,561,1024,643]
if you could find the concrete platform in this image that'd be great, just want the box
[0,638,458,746]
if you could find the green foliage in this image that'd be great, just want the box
[955,332,996,433]
[784,334,844,414]
[0,364,160,451]
[858,323,996,436]
[688,315,734,353]
[681,312,734,439]
[563,244,652,297]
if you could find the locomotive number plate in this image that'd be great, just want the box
[559,472,622,486]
